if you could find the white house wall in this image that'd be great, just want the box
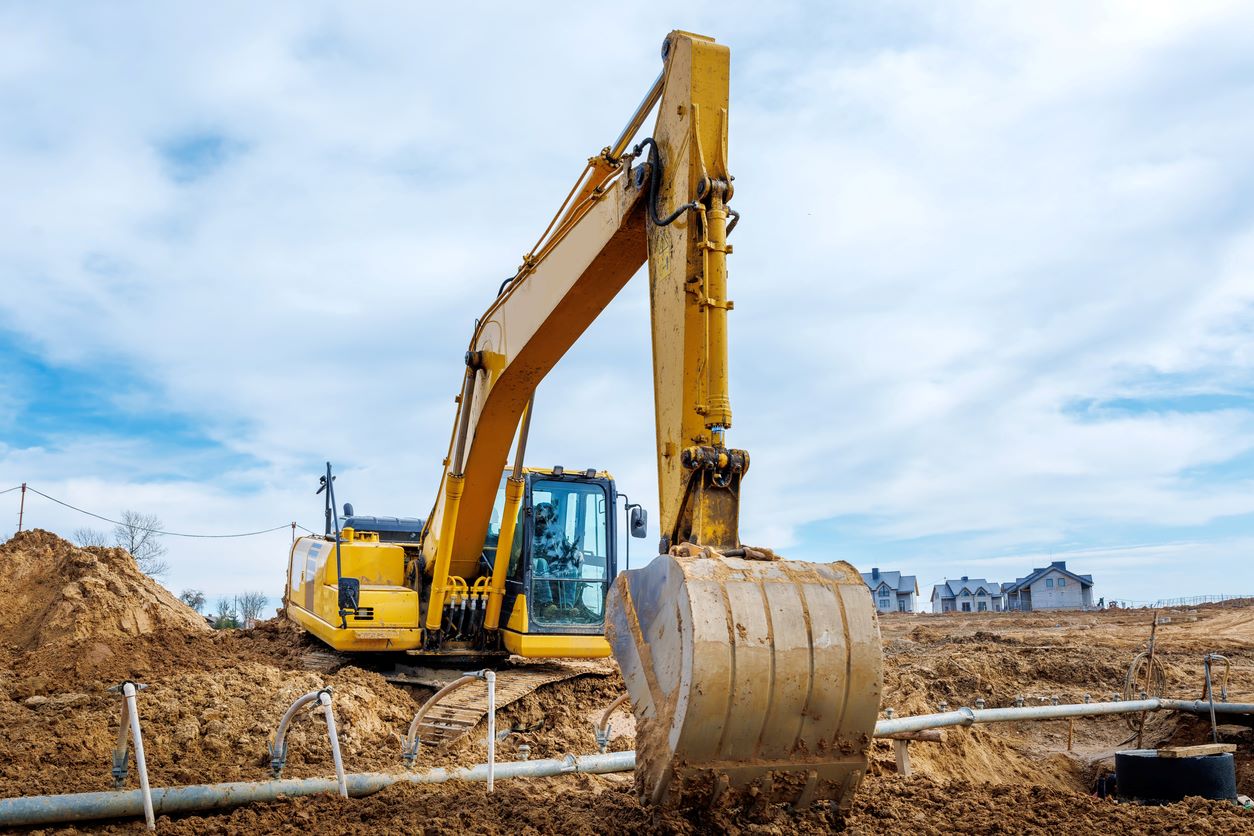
[1028,569,1088,610]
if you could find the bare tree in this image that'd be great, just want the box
[179,589,206,613]
[113,510,170,578]
[72,527,110,548]
[213,597,239,629]
[238,592,269,628]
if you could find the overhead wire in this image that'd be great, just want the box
[20,486,297,539]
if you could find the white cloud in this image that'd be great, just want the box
[2,2,1253,603]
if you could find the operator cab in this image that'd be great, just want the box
[483,467,642,645]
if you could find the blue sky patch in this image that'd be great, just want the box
[0,329,260,482]
[158,132,246,183]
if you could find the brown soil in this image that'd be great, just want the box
[3,531,1254,833]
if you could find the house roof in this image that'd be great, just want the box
[1003,561,1093,594]
[860,569,919,595]
[930,578,1004,601]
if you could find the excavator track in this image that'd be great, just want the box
[385,660,611,747]
[300,644,611,747]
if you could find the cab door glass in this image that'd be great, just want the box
[529,479,609,627]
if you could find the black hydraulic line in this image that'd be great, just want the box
[632,138,699,227]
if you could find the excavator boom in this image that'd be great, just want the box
[417,30,882,810]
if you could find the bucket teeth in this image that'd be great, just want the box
[606,553,882,810]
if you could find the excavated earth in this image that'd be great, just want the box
[2,529,1254,833]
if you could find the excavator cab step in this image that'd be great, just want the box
[607,553,882,810]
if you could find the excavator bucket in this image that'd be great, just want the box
[606,553,882,810]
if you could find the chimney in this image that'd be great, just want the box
[871,567,880,579]
[961,575,968,582]
[1051,560,1066,569]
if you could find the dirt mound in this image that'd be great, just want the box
[0,529,208,650]
[0,529,229,693]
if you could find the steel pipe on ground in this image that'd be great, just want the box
[873,698,1254,737]
[0,752,636,828]
[1159,699,1254,714]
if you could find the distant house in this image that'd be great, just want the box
[1003,561,1094,611]
[860,568,919,613]
[931,577,1005,614]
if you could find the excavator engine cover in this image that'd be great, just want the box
[606,553,882,810]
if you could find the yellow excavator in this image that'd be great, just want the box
[283,30,882,810]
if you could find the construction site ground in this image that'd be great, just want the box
[2,529,1253,833]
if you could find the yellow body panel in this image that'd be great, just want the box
[501,594,611,658]
[285,534,423,650]
[504,589,529,632]
[286,597,423,652]
[502,629,611,659]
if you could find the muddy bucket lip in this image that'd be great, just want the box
[606,553,883,810]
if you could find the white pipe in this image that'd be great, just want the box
[0,752,637,828]
[317,691,348,798]
[873,697,1254,737]
[485,671,496,793]
[122,683,155,831]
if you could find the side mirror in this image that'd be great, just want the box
[629,506,648,539]
[343,502,354,518]
[337,577,361,614]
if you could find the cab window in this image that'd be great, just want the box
[528,479,610,627]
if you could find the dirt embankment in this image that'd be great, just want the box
[2,530,1254,833]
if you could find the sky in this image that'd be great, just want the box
[2,1,1253,609]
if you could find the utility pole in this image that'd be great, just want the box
[17,483,26,533]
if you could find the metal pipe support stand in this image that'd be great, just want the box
[267,687,347,797]
[107,682,154,831]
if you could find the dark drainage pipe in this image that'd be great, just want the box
[1115,749,1237,804]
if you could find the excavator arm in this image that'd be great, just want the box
[419,30,882,811]
[421,31,744,626]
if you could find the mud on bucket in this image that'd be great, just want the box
[606,552,882,810]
